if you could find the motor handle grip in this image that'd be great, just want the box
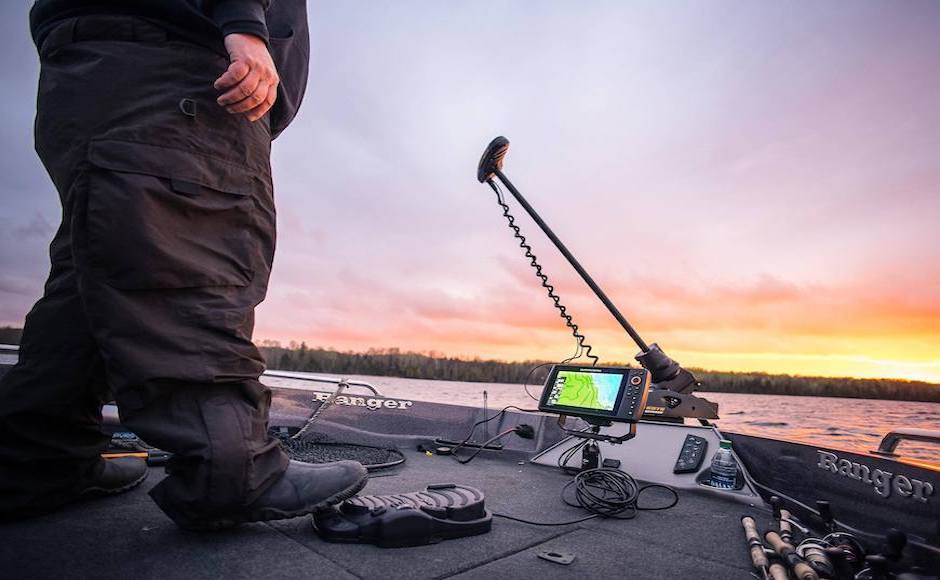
[477,136,510,183]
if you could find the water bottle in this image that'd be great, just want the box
[709,439,737,489]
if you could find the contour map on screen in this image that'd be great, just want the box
[548,370,623,411]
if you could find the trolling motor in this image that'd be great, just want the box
[477,136,718,422]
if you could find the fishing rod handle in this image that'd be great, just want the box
[768,562,789,580]
[779,508,793,541]
[764,530,792,554]
[791,559,820,580]
[801,545,836,579]
[765,531,819,580]
[742,517,769,568]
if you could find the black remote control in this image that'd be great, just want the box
[673,434,709,474]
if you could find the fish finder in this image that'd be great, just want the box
[539,365,650,423]
[539,365,651,445]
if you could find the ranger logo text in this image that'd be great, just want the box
[817,450,934,502]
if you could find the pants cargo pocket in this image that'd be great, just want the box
[80,138,272,290]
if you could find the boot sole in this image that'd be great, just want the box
[79,467,149,498]
[1,467,149,522]
[183,471,370,532]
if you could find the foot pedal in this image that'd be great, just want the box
[312,483,492,548]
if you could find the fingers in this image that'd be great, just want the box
[214,58,278,122]
[217,68,262,107]
[225,86,266,114]
[246,88,278,122]
[213,60,250,91]
[216,34,279,122]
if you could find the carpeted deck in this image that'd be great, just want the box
[0,448,757,579]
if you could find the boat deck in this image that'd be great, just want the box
[2,363,938,578]
[0,445,758,579]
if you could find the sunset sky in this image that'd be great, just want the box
[1,2,938,383]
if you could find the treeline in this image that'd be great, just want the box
[259,342,940,403]
[693,370,939,402]
[0,327,22,345]
[2,328,936,402]
[260,342,547,384]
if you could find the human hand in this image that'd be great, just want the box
[214,33,279,122]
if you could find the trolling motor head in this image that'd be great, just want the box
[477,136,510,183]
[477,136,717,419]
[635,343,700,394]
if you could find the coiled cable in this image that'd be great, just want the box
[493,467,679,526]
[521,347,584,401]
[488,180,599,366]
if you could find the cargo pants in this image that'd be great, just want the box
[0,16,289,526]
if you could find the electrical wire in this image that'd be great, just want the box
[557,438,589,474]
[452,405,539,449]
[292,380,347,440]
[521,347,583,401]
[445,364,681,526]
[452,428,518,464]
[449,405,539,461]
[489,179,599,366]
[493,467,679,526]
[522,362,555,401]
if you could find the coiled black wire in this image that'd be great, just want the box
[488,180,599,366]
[557,438,589,473]
[493,467,679,526]
[521,347,583,401]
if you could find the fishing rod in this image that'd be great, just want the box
[766,530,819,580]
[750,496,923,580]
[741,516,788,580]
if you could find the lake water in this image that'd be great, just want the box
[265,372,940,464]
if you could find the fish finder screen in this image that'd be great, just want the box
[546,370,624,411]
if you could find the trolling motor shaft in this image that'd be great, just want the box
[478,138,649,353]
[477,136,703,396]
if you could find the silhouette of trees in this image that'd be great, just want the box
[257,343,940,403]
[4,329,935,401]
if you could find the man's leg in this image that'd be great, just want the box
[69,151,294,524]
[38,17,291,526]
[0,179,113,516]
[115,381,287,525]
[0,15,289,525]
[21,16,364,528]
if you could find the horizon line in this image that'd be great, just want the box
[256,340,940,387]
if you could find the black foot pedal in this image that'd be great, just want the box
[312,483,492,548]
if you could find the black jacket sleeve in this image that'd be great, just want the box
[208,0,270,43]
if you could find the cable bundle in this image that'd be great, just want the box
[271,429,406,471]
[494,467,678,526]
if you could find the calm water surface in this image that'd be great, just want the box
[266,372,940,463]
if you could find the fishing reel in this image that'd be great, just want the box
[749,496,931,580]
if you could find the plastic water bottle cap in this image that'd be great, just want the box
[719,440,732,449]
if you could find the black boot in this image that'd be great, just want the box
[77,457,149,497]
[0,457,148,521]
[177,460,368,531]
